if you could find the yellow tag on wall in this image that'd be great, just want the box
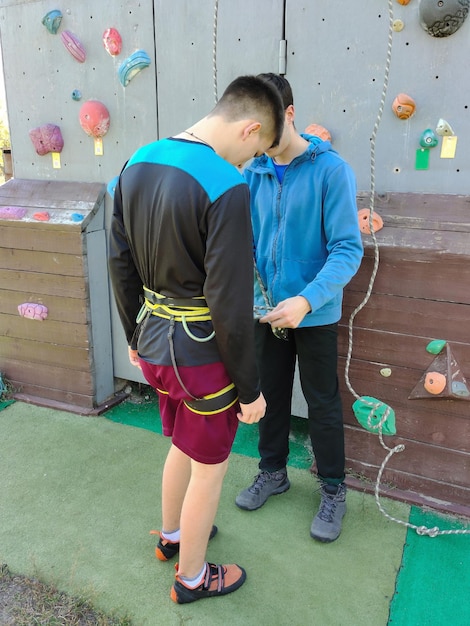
[94,137,104,156]
[52,152,61,168]
[440,135,457,159]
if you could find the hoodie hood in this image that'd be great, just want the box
[247,133,333,172]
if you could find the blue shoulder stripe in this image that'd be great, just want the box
[125,138,246,203]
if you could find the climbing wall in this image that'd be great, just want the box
[286,0,469,194]
[0,0,469,511]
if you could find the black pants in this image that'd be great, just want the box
[255,321,345,483]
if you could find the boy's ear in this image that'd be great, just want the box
[242,121,262,139]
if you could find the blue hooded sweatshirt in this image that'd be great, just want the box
[245,134,363,327]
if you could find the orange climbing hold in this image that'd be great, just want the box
[357,208,384,234]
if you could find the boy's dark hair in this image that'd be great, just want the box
[213,75,285,148]
[257,73,294,110]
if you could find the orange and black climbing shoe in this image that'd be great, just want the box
[171,562,246,604]
[150,525,218,561]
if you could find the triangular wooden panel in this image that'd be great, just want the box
[409,343,470,401]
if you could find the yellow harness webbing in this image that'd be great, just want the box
[139,287,238,413]
[140,286,211,322]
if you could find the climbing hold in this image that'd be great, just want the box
[426,339,446,354]
[357,208,384,234]
[396,0,412,5]
[118,50,151,86]
[435,118,454,136]
[103,28,122,56]
[352,396,397,436]
[304,123,332,142]
[0,206,27,220]
[419,0,469,37]
[61,30,87,63]
[29,123,64,156]
[71,89,82,101]
[419,128,439,148]
[107,175,119,198]
[33,211,50,221]
[42,9,62,34]
[409,343,470,401]
[380,368,392,378]
[392,93,416,119]
[79,100,110,138]
[18,303,48,320]
[393,19,405,31]
[424,371,447,395]
[71,213,85,222]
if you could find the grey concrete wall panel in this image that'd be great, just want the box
[154,0,284,138]
[0,0,157,184]
[285,0,469,194]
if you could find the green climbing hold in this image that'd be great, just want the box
[426,340,446,355]
[352,396,396,436]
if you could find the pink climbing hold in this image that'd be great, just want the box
[61,30,86,63]
[0,206,27,220]
[103,28,122,56]
[29,124,64,156]
[18,303,48,320]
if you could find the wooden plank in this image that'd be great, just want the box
[0,289,88,323]
[0,178,105,211]
[4,358,93,396]
[2,314,89,348]
[341,292,470,344]
[356,191,470,232]
[345,456,470,511]
[0,248,85,276]
[0,269,87,299]
[11,385,95,410]
[344,424,470,489]
[338,326,470,372]
[349,256,470,304]
[362,228,470,258]
[1,225,84,254]
[1,336,90,371]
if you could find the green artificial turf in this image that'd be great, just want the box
[1,400,411,625]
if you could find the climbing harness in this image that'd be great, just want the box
[344,0,469,537]
[139,286,237,414]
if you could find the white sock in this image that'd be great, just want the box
[161,528,180,542]
[179,562,207,589]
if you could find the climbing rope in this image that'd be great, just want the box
[212,0,219,104]
[344,0,469,536]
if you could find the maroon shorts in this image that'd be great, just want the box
[139,360,240,464]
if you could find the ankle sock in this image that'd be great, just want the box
[161,528,180,542]
[179,562,207,588]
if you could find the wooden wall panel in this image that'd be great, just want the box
[333,193,470,514]
[0,179,113,410]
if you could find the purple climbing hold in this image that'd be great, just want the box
[29,124,64,156]
[0,206,27,220]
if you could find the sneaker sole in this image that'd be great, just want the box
[235,480,290,511]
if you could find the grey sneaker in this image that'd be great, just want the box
[235,469,290,511]
[310,482,347,543]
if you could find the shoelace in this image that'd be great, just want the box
[249,471,271,494]
[317,491,339,522]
